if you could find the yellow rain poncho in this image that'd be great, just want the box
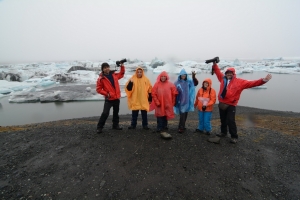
[125,68,152,111]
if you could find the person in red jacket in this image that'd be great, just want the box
[209,62,272,144]
[96,62,125,133]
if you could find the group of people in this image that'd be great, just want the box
[96,61,272,144]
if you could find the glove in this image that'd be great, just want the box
[202,106,206,111]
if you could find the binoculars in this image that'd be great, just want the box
[205,57,220,75]
[116,59,127,67]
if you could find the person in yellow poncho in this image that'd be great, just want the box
[125,67,152,130]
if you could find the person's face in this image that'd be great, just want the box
[160,76,167,82]
[103,66,110,74]
[203,82,209,88]
[137,70,143,78]
[225,71,233,80]
[180,74,186,80]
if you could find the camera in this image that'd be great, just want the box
[116,59,127,67]
[205,57,220,75]
[205,57,220,64]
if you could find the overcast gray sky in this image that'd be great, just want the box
[0,0,299,64]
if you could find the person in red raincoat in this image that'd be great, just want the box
[209,62,272,144]
[151,71,178,139]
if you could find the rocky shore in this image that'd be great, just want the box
[0,105,299,199]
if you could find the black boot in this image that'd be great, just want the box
[112,125,122,130]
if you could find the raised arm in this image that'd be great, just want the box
[116,64,125,79]
[212,63,224,82]
[192,71,199,86]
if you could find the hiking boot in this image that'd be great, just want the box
[207,136,220,144]
[143,126,150,130]
[96,128,102,134]
[230,138,238,144]
[160,132,172,139]
[128,126,136,129]
[205,131,211,135]
[112,125,122,130]
[194,129,204,133]
[216,133,227,137]
[178,128,184,133]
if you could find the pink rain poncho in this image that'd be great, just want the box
[150,71,178,120]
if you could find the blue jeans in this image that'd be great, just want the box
[131,110,148,127]
[198,111,212,132]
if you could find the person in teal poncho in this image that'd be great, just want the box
[174,69,198,133]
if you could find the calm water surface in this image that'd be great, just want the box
[1,71,299,126]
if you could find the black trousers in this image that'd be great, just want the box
[157,116,168,132]
[178,112,188,129]
[131,110,148,127]
[219,105,238,139]
[97,99,120,128]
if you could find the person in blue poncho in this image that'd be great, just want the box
[174,69,198,133]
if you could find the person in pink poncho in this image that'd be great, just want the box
[151,71,178,139]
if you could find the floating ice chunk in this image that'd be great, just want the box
[38,80,55,87]
[263,57,282,61]
[150,58,165,68]
[153,63,175,74]
[177,60,198,66]
[8,94,40,103]
[267,68,291,74]
[233,59,241,66]
[86,87,91,92]
[0,88,13,94]
[122,62,147,72]
[241,68,254,73]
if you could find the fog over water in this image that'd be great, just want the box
[1,71,299,126]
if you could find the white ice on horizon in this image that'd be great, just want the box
[1,58,300,103]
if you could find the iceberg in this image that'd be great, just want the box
[1,58,300,104]
[149,58,165,68]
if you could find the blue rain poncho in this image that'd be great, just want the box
[174,69,195,114]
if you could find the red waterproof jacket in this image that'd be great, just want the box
[96,66,125,100]
[213,63,266,106]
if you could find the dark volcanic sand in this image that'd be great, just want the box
[1,105,300,199]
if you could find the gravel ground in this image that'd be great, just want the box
[0,105,300,200]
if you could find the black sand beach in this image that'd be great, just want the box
[1,105,300,199]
